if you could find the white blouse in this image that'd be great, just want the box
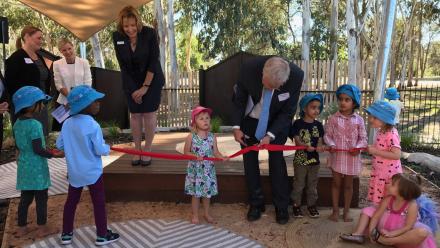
[53,57,92,105]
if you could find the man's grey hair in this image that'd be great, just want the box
[263,57,290,88]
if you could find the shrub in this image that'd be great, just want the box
[211,116,222,133]
[400,132,419,150]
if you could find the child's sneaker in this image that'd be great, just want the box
[292,206,303,218]
[307,206,320,218]
[95,229,120,246]
[60,232,73,245]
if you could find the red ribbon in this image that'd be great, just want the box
[110,144,367,161]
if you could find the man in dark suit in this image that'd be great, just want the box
[232,56,303,224]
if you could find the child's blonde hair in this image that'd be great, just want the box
[190,106,213,132]
[191,112,211,132]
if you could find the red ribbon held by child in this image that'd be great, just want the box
[110,144,367,161]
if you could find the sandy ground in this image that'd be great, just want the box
[3,163,439,248]
[1,148,439,247]
[3,195,290,248]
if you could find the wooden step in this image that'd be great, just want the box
[103,133,359,207]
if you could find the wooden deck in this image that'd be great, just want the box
[104,133,359,207]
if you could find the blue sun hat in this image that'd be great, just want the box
[299,93,323,117]
[12,86,52,114]
[68,85,105,115]
[365,100,397,125]
[336,84,362,108]
[384,87,400,100]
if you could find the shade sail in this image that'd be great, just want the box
[18,0,153,41]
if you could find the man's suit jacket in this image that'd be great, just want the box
[232,56,304,139]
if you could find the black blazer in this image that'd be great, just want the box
[4,49,52,96]
[0,71,6,102]
[232,56,304,138]
[113,26,165,95]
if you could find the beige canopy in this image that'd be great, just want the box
[18,0,152,41]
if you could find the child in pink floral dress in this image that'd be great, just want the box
[324,84,368,222]
[365,100,403,205]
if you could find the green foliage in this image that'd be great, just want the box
[400,132,419,149]
[180,0,300,60]
[99,120,118,128]
[107,126,120,139]
[210,116,222,133]
[319,102,338,121]
[2,113,13,141]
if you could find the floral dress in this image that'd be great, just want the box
[368,128,402,204]
[184,132,218,198]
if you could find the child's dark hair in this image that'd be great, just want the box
[17,100,43,117]
[380,124,394,132]
[392,173,422,201]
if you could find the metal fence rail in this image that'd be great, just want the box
[398,85,440,147]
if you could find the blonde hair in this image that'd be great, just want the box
[57,38,74,50]
[191,112,211,132]
[116,6,143,34]
[263,57,290,88]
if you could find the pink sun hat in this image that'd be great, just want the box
[191,106,212,126]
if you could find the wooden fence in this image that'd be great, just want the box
[157,60,375,128]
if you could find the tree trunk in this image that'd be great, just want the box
[91,33,105,68]
[421,38,432,79]
[415,3,423,86]
[302,0,311,89]
[346,0,357,85]
[167,0,178,88]
[329,0,338,90]
[407,25,415,87]
[37,13,53,53]
[185,24,193,86]
[154,0,166,78]
[399,0,417,87]
[389,39,396,87]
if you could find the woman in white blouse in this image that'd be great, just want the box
[54,38,92,106]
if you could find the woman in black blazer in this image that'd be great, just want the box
[5,25,52,136]
[113,6,165,166]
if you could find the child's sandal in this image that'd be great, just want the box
[370,228,385,245]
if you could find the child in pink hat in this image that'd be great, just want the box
[184,106,228,224]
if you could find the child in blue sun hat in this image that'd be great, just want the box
[56,85,120,246]
[289,93,325,219]
[365,100,402,205]
[12,86,63,238]
[384,87,404,124]
[324,84,368,222]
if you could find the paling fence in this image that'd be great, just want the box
[157,62,439,147]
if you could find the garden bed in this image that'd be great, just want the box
[401,145,440,188]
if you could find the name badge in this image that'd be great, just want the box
[117,41,125,45]
[24,58,34,64]
[278,92,290,101]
